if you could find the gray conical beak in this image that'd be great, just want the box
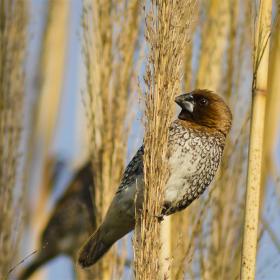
[175,94,194,113]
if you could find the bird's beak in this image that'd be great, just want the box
[175,94,194,113]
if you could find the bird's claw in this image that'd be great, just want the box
[155,213,164,223]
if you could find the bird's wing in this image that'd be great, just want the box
[116,145,144,194]
[41,177,95,250]
[42,194,91,242]
[115,126,177,195]
[115,128,179,195]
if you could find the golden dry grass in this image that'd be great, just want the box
[196,0,230,91]
[24,2,70,278]
[262,11,280,188]
[82,0,142,278]
[133,1,195,279]
[0,0,28,277]
[241,0,272,278]
[1,0,279,279]
[32,0,69,209]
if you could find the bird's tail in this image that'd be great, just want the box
[17,251,55,280]
[78,226,112,268]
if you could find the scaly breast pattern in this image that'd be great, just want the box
[164,121,225,215]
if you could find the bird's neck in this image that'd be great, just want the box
[175,119,225,138]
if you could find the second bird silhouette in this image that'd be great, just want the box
[18,162,96,279]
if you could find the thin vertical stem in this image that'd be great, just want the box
[82,0,142,278]
[240,0,272,279]
[0,0,28,277]
[30,2,70,278]
[134,1,194,279]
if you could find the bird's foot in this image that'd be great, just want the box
[155,213,164,223]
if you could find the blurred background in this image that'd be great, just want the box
[1,0,280,279]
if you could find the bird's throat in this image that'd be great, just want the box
[178,109,193,121]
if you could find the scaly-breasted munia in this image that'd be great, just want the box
[78,89,232,268]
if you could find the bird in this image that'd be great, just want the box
[78,89,232,268]
[18,161,96,280]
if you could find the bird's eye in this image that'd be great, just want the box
[199,98,208,106]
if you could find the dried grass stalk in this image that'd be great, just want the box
[133,1,193,279]
[27,3,70,278]
[240,0,272,279]
[0,0,28,277]
[196,0,230,91]
[34,0,69,150]
[33,0,70,218]
[262,14,280,185]
[82,0,142,278]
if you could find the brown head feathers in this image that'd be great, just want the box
[175,89,232,136]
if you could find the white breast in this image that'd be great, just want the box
[165,141,201,204]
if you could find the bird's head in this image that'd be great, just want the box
[175,89,232,136]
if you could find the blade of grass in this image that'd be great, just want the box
[240,0,272,279]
